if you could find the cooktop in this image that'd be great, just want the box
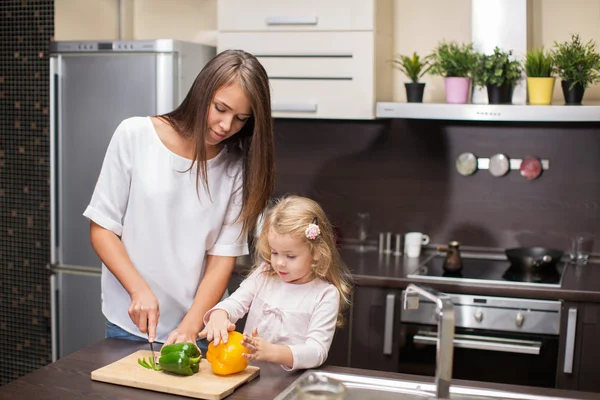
[407,254,566,288]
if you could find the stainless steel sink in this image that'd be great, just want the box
[274,370,577,400]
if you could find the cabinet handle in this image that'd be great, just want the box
[563,307,577,374]
[265,16,318,26]
[272,103,317,113]
[414,332,542,355]
[383,293,395,355]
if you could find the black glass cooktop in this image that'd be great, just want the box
[407,255,566,287]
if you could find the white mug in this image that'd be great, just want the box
[404,232,430,258]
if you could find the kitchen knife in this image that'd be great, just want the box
[148,333,157,369]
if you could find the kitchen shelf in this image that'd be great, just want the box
[375,102,600,122]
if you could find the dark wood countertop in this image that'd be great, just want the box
[337,249,600,303]
[235,249,600,302]
[1,338,598,400]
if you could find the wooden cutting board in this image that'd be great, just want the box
[91,350,260,399]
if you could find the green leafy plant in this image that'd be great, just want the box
[392,52,432,83]
[552,33,600,89]
[524,48,554,77]
[472,47,522,87]
[429,41,476,78]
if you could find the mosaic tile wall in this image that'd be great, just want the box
[0,0,54,386]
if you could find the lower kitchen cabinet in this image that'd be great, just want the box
[348,285,403,371]
[556,301,600,392]
[325,301,352,367]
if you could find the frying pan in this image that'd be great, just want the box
[505,246,564,272]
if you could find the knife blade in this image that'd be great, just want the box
[148,334,157,369]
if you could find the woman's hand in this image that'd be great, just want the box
[198,309,235,346]
[128,286,160,342]
[165,323,201,346]
[241,328,277,362]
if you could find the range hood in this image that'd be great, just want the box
[376,102,600,122]
[377,0,600,122]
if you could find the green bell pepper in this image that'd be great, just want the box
[158,351,202,376]
[137,342,202,375]
[160,342,201,358]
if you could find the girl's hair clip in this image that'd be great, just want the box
[305,217,321,240]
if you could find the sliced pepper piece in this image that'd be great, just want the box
[138,358,152,369]
[158,351,202,376]
[206,331,249,376]
[138,357,161,371]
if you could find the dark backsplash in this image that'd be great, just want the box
[273,118,600,253]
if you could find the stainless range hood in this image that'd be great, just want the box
[376,102,600,122]
[377,0,600,122]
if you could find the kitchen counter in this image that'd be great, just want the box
[338,249,600,303]
[235,249,600,303]
[0,338,598,400]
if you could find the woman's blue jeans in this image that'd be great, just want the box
[105,321,209,352]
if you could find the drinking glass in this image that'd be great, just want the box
[569,235,594,265]
[355,212,370,253]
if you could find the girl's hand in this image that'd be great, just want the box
[164,324,199,346]
[198,309,235,346]
[242,328,276,362]
[128,286,159,342]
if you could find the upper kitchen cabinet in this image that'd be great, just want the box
[217,0,394,120]
[218,0,376,32]
[54,0,217,43]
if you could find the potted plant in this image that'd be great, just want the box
[524,48,555,105]
[472,47,522,104]
[552,33,600,105]
[430,41,476,104]
[392,52,432,103]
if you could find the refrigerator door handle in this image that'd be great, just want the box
[49,271,59,362]
[50,56,61,264]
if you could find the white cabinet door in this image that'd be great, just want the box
[219,31,375,119]
[218,0,374,31]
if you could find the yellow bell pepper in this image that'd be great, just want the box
[206,331,249,375]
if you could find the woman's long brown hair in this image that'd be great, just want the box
[160,49,274,235]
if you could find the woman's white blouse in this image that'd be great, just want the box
[84,116,248,342]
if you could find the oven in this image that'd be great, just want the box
[398,292,561,388]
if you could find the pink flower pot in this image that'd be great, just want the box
[444,77,471,104]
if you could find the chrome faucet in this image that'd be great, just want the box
[403,284,455,399]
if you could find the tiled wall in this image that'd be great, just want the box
[0,0,53,385]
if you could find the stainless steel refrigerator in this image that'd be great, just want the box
[49,40,215,360]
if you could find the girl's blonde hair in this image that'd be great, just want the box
[254,195,353,327]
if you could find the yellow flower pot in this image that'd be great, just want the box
[527,77,555,105]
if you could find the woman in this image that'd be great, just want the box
[83,49,274,348]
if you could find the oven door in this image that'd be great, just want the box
[398,323,559,388]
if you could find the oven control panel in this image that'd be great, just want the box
[401,292,561,336]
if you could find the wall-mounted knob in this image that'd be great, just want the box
[515,312,525,327]
[474,310,483,322]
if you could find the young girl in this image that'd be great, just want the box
[84,49,274,348]
[200,195,353,370]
